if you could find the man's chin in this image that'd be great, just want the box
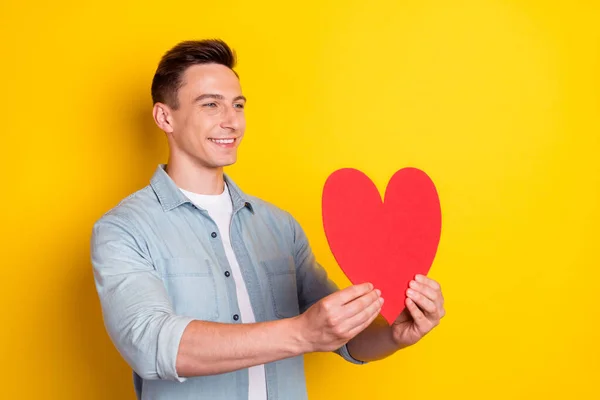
[214,158,237,168]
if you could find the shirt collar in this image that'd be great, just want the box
[149,164,254,213]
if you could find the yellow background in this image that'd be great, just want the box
[1,1,599,399]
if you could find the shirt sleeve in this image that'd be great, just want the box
[288,213,367,365]
[90,213,194,381]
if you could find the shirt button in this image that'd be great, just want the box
[233,314,239,321]
[224,271,231,277]
[211,232,217,238]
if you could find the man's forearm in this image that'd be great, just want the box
[176,317,307,377]
[346,315,402,362]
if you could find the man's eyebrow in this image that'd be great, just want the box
[194,94,225,103]
[193,94,247,103]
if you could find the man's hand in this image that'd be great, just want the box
[391,274,445,348]
[295,282,384,353]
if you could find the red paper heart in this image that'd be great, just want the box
[322,168,442,324]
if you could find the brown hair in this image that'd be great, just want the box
[151,39,237,109]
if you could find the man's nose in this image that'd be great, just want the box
[220,105,240,130]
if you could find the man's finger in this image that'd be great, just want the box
[341,293,384,333]
[342,289,381,320]
[415,274,442,292]
[330,282,375,306]
[347,297,384,337]
[409,280,439,304]
[405,297,427,326]
[407,287,437,314]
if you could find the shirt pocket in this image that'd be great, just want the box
[261,255,300,319]
[157,257,219,321]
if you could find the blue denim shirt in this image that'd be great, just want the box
[90,165,364,400]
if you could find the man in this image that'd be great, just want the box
[91,39,445,400]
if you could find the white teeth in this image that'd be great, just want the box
[210,138,235,144]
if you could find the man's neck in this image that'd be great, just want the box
[165,156,225,195]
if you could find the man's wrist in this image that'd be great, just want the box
[284,315,313,356]
[389,327,412,351]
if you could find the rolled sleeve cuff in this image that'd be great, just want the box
[156,315,195,382]
[336,343,368,365]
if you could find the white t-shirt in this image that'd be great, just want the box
[180,183,267,400]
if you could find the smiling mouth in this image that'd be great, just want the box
[208,138,236,144]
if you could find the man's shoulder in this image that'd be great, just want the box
[93,185,160,231]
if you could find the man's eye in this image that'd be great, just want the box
[234,103,245,109]
[203,103,217,107]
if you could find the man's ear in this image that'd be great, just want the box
[153,102,175,134]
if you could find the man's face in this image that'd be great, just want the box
[165,63,246,169]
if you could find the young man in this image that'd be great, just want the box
[91,39,445,400]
